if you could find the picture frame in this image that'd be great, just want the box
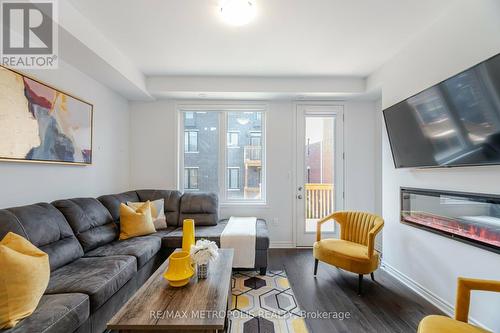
[0,65,93,165]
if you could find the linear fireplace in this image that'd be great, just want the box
[401,187,500,254]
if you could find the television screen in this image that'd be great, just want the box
[383,53,500,168]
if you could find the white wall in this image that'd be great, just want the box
[0,60,130,208]
[374,99,383,216]
[129,99,378,247]
[369,0,500,330]
[344,101,377,213]
[129,100,178,189]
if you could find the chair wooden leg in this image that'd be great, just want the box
[314,259,319,276]
[370,272,375,281]
[358,274,363,295]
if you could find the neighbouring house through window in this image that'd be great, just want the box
[227,131,239,147]
[228,167,240,189]
[184,130,198,153]
[184,167,198,190]
[179,107,265,203]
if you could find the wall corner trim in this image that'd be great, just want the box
[381,261,491,331]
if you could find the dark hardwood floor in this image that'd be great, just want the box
[268,249,444,333]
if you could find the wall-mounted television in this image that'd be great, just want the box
[383,53,500,168]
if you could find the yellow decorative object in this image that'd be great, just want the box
[418,277,500,333]
[313,211,384,294]
[0,232,50,329]
[119,201,156,240]
[127,199,167,230]
[182,219,195,253]
[163,251,194,287]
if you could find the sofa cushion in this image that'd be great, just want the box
[127,199,167,230]
[178,192,218,226]
[98,191,140,222]
[417,315,489,333]
[84,235,161,268]
[0,232,50,329]
[0,204,83,271]
[52,198,118,252]
[162,221,225,248]
[255,219,270,250]
[313,239,380,275]
[45,256,136,311]
[218,219,270,250]
[118,202,156,240]
[2,293,89,333]
[161,219,269,249]
[136,190,182,227]
[150,227,176,239]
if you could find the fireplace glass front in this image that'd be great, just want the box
[401,188,500,253]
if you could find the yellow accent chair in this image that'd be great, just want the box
[313,211,384,294]
[418,277,500,333]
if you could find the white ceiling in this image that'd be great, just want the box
[68,0,455,78]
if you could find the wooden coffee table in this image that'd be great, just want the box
[108,249,234,333]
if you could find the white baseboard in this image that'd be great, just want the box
[381,261,490,331]
[269,241,296,248]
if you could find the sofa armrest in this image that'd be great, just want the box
[455,277,500,322]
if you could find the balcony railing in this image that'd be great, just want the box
[244,146,262,165]
[305,183,334,219]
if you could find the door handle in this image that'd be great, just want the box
[298,186,303,191]
[297,194,303,199]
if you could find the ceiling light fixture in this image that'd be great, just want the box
[219,0,256,26]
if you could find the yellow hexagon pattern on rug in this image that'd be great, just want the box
[291,318,308,333]
[276,277,290,289]
[229,270,309,333]
[234,293,251,311]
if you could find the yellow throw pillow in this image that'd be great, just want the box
[119,201,156,240]
[0,232,50,329]
[127,199,167,230]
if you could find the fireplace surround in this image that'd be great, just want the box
[401,187,500,254]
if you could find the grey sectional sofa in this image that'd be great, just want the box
[0,189,269,333]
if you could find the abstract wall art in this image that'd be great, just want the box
[0,66,93,165]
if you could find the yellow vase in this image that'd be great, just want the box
[163,251,194,287]
[182,219,195,253]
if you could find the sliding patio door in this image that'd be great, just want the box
[295,105,344,247]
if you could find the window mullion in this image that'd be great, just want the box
[179,113,185,190]
[219,111,227,201]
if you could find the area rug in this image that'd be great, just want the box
[229,270,309,333]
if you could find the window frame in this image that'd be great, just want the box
[227,167,240,190]
[177,104,267,205]
[249,132,262,147]
[184,167,199,190]
[227,131,240,148]
[184,130,199,153]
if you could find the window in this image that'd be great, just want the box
[184,130,198,152]
[184,168,198,190]
[185,112,196,127]
[250,134,261,146]
[227,132,239,147]
[179,107,265,203]
[255,112,262,125]
[182,112,219,193]
[227,167,240,190]
[250,136,261,146]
